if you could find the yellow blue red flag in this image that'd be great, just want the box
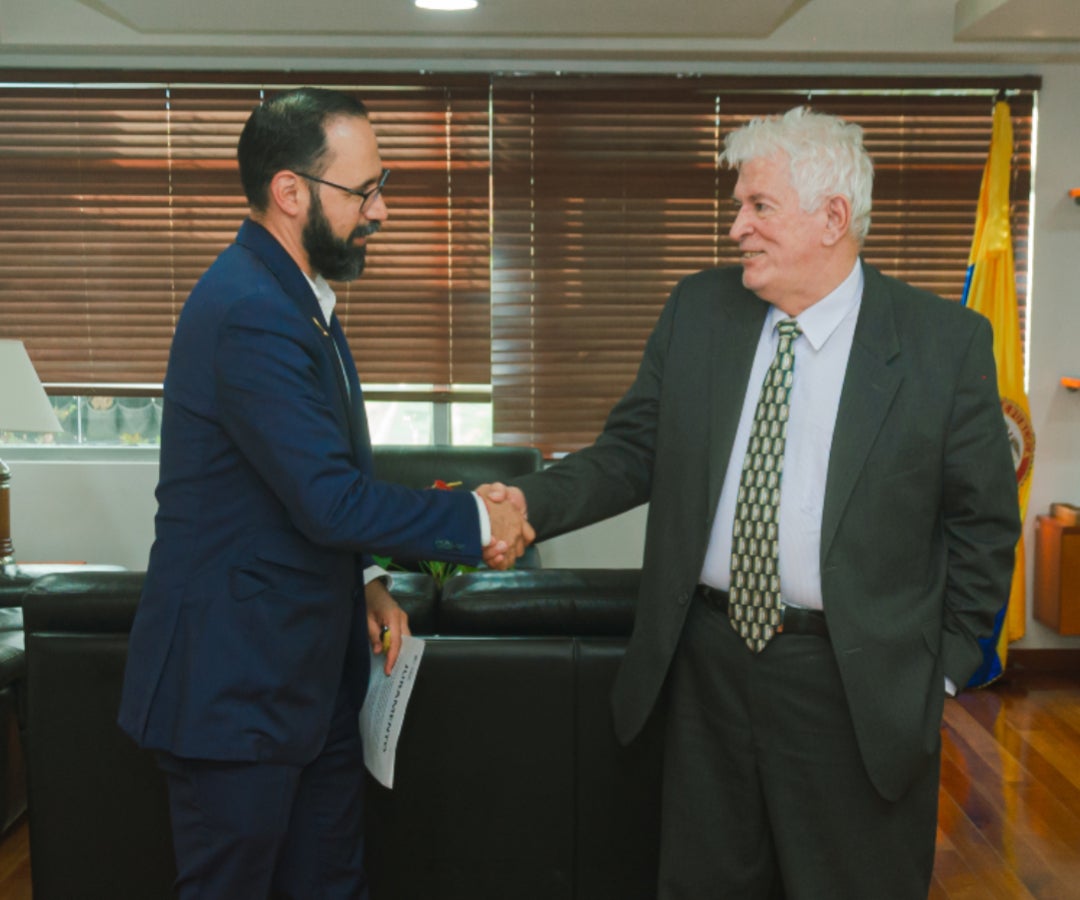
[962,98,1034,687]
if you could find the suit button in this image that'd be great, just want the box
[677,591,690,606]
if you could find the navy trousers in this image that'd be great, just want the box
[158,687,368,900]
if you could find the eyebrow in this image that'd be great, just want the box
[319,170,381,194]
[733,192,774,205]
[356,171,384,191]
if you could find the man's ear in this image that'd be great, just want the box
[268,170,306,218]
[822,194,852,246]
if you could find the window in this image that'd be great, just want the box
[0,74,1037,455]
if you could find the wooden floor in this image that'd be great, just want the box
[0,669,1078,899]
[0,811,28,900]
[931,668,1080,899]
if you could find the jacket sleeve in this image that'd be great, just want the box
[214,292,483,565]
[515,279,683,539]
[939,314,1021,687]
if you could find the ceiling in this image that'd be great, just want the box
[0,0,1077,70]
[78,0,815,39]
[954,0,1080,42]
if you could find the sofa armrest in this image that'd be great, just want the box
[439,569,640,636]
[0,573,36,610]
[22,571,145,633]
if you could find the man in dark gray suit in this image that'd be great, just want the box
[482,107,1019,898]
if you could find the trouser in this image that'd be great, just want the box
[658,591,938,900]
[158,688,368,900]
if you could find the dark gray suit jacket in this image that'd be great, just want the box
[515,261,1019,801]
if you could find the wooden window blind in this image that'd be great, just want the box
[0,73,1036,456]
[0,74,491,390]
[0,86,181,385]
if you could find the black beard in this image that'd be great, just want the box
[301,190,381,283]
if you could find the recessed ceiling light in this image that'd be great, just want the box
[415,0,478,10]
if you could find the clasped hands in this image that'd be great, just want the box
[476,482,532,570]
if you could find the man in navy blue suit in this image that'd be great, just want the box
[118,88,531,900]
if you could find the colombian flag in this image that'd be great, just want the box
[962,98,1034,687]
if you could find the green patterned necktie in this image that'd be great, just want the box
[729,318,802,652]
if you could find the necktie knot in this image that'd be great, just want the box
[776,318,801,345]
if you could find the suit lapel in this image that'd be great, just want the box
[328,314,374,469]
[820,264,903,560]
[707,291,769,516]
[319,313,352,414]
[234,220,370,466]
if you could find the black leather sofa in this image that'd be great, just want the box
[0,441,546,858]
[20,567,664,900]
[0,571,33,836]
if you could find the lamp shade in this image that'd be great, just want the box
[0,340,62,434]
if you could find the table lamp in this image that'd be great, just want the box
[0,340,63,574]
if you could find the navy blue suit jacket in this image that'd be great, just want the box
[119,220,482,765]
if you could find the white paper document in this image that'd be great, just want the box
[359,635,425,789]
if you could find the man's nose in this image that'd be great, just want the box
[364,193,389,222]
[729,208,749,241]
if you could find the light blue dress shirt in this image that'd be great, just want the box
[699,260,863,610]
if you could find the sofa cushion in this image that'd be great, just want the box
[365,637,577,900]
[385,571,438,634]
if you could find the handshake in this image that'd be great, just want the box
[476,483,532,570]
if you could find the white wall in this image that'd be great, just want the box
[7,452,649,572]
[7,63,1080,649]
[1015,63,1080,649]
[10,456,159,571]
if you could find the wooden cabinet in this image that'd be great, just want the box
[1034,514,1080,635]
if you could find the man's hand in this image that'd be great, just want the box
[478,482,529,518]
[477,482,534,569]
[365,579,411,676]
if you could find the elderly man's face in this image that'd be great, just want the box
[728,152,833,311]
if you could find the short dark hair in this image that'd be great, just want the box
[237,87,369,212]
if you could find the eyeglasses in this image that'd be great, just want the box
[295,167,390,213]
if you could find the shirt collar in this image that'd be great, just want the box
[302,272,337,327]
[767,259,863,352]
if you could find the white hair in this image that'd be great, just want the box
[721,107,874,244]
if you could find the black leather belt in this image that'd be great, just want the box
[695,584,829,639]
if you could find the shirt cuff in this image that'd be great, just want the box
[472,492,492,546]
[363,564,392,590]
[944,676,957,697]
